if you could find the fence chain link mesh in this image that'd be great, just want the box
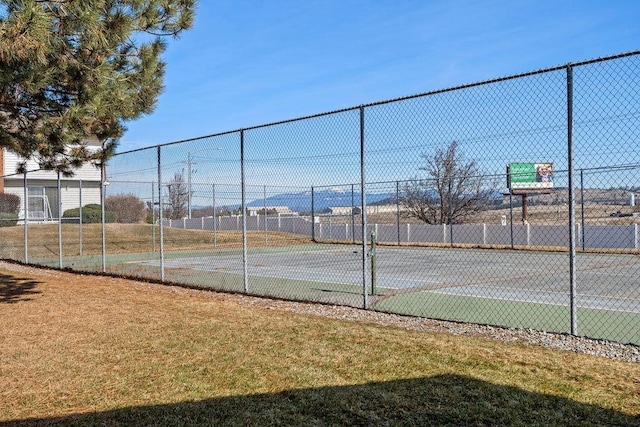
[1,51,638,344]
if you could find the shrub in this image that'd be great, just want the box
[0,213,18,227]
[0,193,20,214]
[105,193,146,223]
[62,204,116,224]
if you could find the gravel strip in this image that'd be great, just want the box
[2,260,638,363]
[232,294,639,363]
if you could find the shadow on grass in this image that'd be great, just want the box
[3,374,637,426]
[0,273,41,304]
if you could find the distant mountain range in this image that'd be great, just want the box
[245,188,395,213]
[195,186,635,215]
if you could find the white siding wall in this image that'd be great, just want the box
[3,150,101,182]
[2,140,103,221]
[4,176,101,221]
[59,183,102,213]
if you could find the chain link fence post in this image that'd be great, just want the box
[57,171,63,269]
[567,64,578,336]
[100,163,107,273]
[79,179,83,257]
[360,106,369,310]
[23,172,28,264]
[158,146,165,281]
[241,129,248,293]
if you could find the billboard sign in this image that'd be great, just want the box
[507,162,554,191]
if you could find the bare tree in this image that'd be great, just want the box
[402,141,494,224]
[165,172,189,220]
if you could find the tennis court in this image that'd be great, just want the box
[137,244,640,314]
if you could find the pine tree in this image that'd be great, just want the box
[0,0,197,175]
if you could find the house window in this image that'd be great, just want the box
[27,186,58,220]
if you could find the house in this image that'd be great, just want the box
[0,137,103,222]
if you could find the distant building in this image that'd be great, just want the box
[328,205,397,215]
[0,137,103,222]
[246,206,295,216]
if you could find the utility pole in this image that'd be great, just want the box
[183,147,222,219]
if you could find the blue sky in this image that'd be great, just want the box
[118,0,640,153]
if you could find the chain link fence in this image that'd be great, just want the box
[1,51,639,345]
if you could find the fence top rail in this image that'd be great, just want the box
[113,49,640,157]
[1,168,45,179]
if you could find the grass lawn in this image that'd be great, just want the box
[0,223,312,260]
[0,263,638,426]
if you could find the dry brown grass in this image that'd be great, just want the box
[0,223,312,259]
[0,264,638,425]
